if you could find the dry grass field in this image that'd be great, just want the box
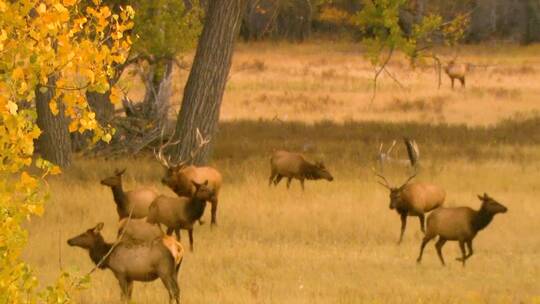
[24,41,540,303]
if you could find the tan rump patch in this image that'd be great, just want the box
[162,235,184,266]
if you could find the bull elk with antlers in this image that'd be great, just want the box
[376,138,419,174]
[375,171,446,244]
[155,129,223,226]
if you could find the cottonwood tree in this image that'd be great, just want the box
[0,0,132,300]
[170,0,248,164]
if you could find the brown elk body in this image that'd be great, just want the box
[147,181,216,251]
[67,223,182,303]
[100,169,159,219]
[444,61,468,89]
[162,165,222,226]
[417,193,507,266]
[376,172,445,244]
[118,217,164,243]
[269,150,334,190]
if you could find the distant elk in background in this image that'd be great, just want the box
[444,60,469,89]
[376,138,419,174]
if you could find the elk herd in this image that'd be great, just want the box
[67,135,507,303]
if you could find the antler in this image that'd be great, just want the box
[387,140,396,155]
[154,128,211,168]
[399,173,417,189]
[175,128,211,168]
[372,167,391,189]
[154,128,181,168]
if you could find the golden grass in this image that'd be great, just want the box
[23,41,540,303]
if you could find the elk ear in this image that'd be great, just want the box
[115,168,126,176]
[477,194,485,201]
[203,180,208,186]
[191,181,202,189]
[94,222,104,233]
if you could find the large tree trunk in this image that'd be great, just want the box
[36,78,72,167]
[171,0,246,164]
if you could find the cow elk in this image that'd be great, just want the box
[155,129,223,226]
[100,168,159,219]
[444,60,468,89]
[417,193,507,266]
[375,171,445,244]
[67,222,182,304]
[269,150,334,190]
[146,180,216,251]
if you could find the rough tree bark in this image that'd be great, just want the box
[171,0,247,164]
[36,78,72,167]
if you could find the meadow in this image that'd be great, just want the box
[24,41,540,303]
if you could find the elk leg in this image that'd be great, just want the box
[210,199,218,227]
[268,169,277,186]
[417,234,435,264]
[465,240,473,260]
[300,179,305,191]
[274,175,283,186]
[398,213,407,244]
[174,229,181,241]
[160,274,180,304]
[451,78,455,89]
[127,280,133,299]
[456,240,467,266]
[115,274,130,303]
[460,77,465,88]
[418,214,425,233]
[188,229,194,252]
[435,237,447,266]
[286,177,292,189]
[166,227,174,236]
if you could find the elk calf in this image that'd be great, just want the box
[375,172,446,244]
[444,60,468,89]
[147,181,216,251]
[269,150,334,190]
[100,168,158,219]
[67,222,182,304]
[417,193,507,266]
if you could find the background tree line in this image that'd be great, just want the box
[242,0,540,44]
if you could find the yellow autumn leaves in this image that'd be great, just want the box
[0,0,134,301]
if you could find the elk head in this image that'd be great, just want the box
[310,161,334,181]
[100,168,126,187]
[67,222,104,249]
[478,193,508,215]
[373,169,416,210]
[154,128,210,191]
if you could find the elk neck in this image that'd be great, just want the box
[186,197,207,221]
[471,207,495,232]
[109,183,128,214]
[88,236,113,269]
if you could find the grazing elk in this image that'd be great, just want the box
[67,222,183,304]
[375,171,446,244]
[444,60,468,89]
[100,168,159,219]
[417,193,507,266]
[269,150,334,190]
[146,181,216,252]
[155,129,223,226]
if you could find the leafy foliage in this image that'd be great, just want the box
[0,0,132,301]
[354,0,469,99]
[130,0,202,60]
